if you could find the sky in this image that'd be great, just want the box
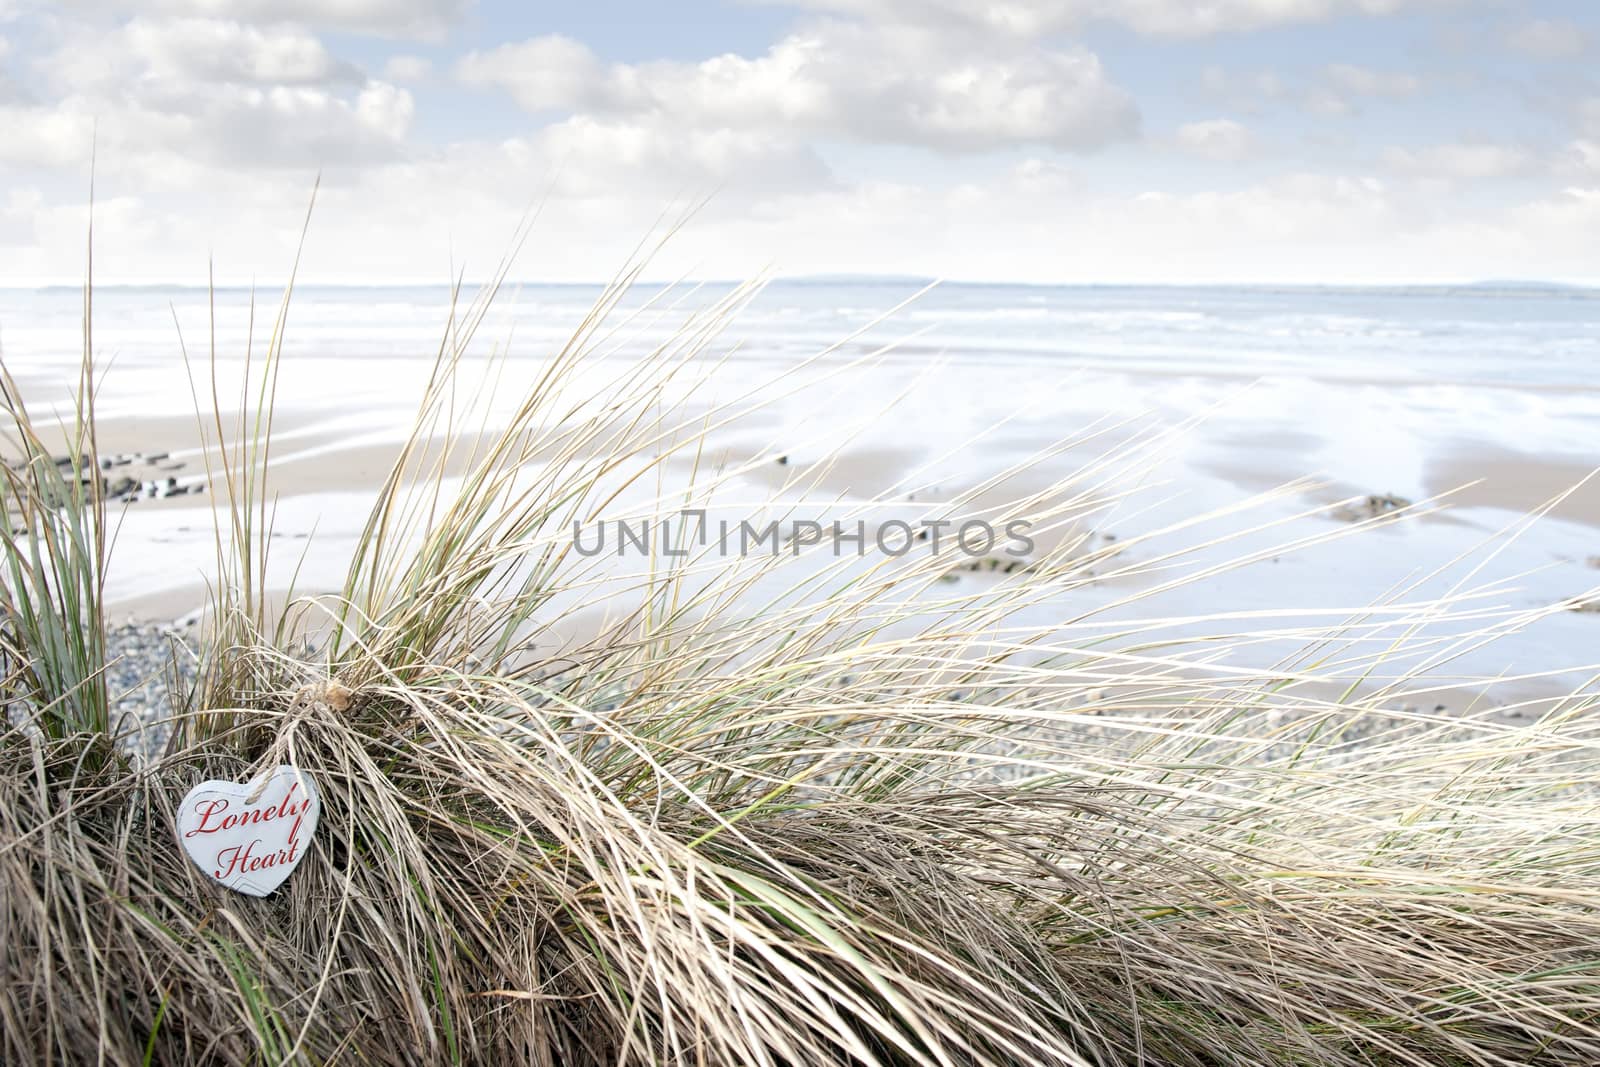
[2,0,1599,285]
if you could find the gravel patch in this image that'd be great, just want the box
[108,619,200,756]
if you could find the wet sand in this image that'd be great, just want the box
[1426,445,1600,528]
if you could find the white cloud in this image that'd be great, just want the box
[0,83,413,173]
[1300,65,1421,117]
[382,54,432,82]
[460,35,610,113]
[0,188,43,245]
[1559,140,1600,178]
[760,0,1456,37]
[1008,157,1076,195]
[0,34,23,105]
[532,116,834,197]
[1508,19,1588,60]
[1175,118,1253,161]
[46,17,362,94]
[460,23,1139,154]
[9,152,1600,288]
[673,169,1461,284]
[1507,186,1600,256]
[57,0,469,39]
[1324,64,1421,97]
[12,17,411,171]
[1122,173,1400,246]
[0,104,96,167]
[1304,89,1353,117]
[1202,66,1287,103]
[1201,62,1420,118]
[1579,98,1600,139]
[1382,141,1534,179]
[197,81,414,167]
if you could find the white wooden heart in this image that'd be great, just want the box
[176,765,319,897]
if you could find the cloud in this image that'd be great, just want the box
[46,17,363,94]
[757,0,1455,37]
[0,104,96,167]
[1200,62,1420,118]
[460,23,1139,154]
[531,116,834,198]
[1558,141,1600,179]
[0,188,43,245]
[1324,64,1421,97]
[201,81,414,168]
[1175,118,1253,161]
[1382,141,1534,179]
[1507,19,1588,60]
[8,151,1600,287]
[1122,173,1400,245]
[1,83,413,173]
[1202,66,1287,103]
[1579,98,1600,139]
[674,168,1452,284]
[56,0,470,39]
[382,54,432,82]
[10,17,412,172]
[459,35,610,113]
[1508,186,1600,254]
[0,35,25,105]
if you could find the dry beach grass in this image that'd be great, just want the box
[3,231,1600,1065]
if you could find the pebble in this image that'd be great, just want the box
[106,619,200,757]
[1330,493,1413,523]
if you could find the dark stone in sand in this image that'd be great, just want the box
[776,455,789,465]
[947,555,1037,578]
[1331,492,1413,523]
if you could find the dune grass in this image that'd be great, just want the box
[2,233,1600,1065]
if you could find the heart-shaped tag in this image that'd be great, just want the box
[176,765,320,897]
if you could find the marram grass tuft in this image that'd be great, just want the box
[2,237,1599,1066]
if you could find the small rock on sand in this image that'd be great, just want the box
[1330,493,1413,523]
